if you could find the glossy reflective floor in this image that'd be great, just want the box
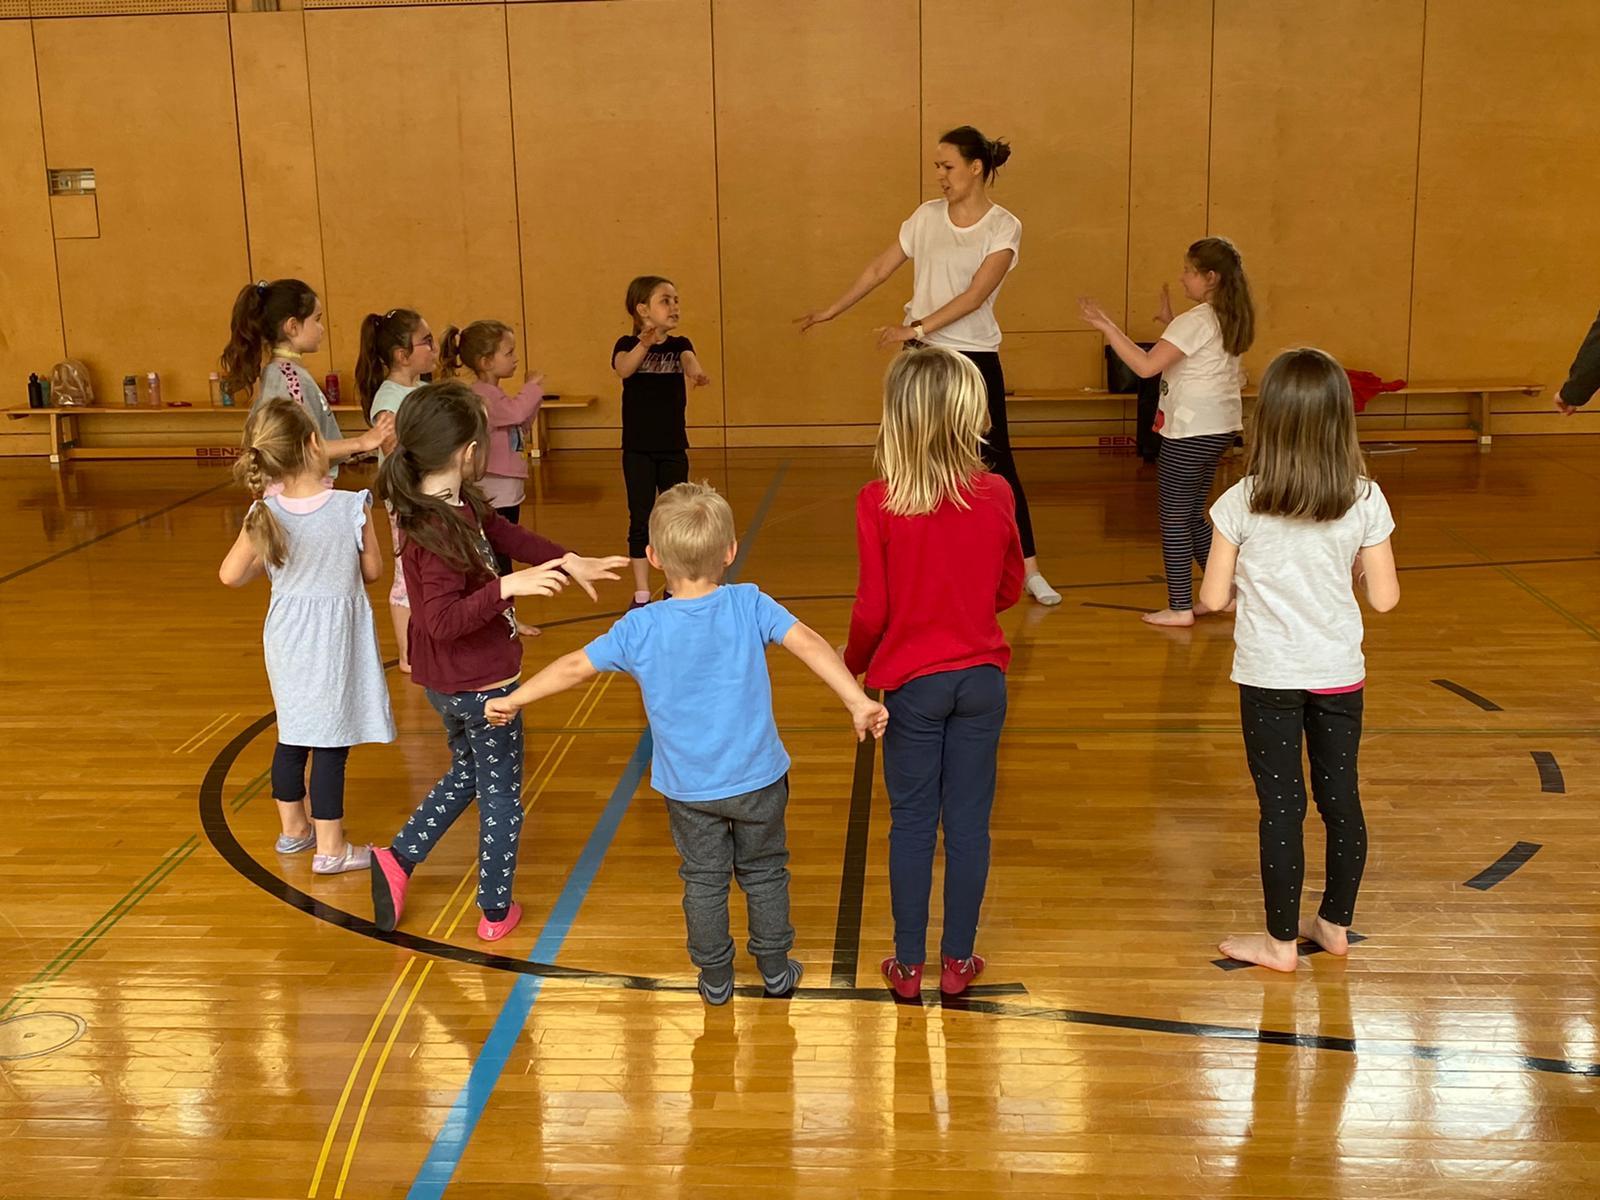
[2,441,1598,1199]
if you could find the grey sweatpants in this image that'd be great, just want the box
[665,776,793,975]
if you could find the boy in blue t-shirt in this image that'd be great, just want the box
[486,482,888,1004]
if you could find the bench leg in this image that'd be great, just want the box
[531,412,546,459]
[1468,391,1493,445]
[49,411,66,465]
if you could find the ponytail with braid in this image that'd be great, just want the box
[234,399,323,568]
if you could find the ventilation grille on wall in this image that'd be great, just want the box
[24,0,226,15]
[0,0,30,16]
[47,167,96,195]
[305,0,485,8]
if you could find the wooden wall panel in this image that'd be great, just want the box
[0,21,65,393]
[1126,0,1212,345]
[1208,0,1424,378]
[713,0,920,431]
[508,0,720,441]
[33,15,248,407]
[1410,0,1600,402]
[230,11,331,384]
[923,0,1132,385]
[305,6,520,392]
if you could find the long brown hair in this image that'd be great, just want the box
[355,309,423,420]
[220,278,318,394]
[1188,237,1254,357]
[624,275,672,333]
[375,380,495,577]
[875,347,991,516]
[439,320,512,379]
[1245,347,1367,522]
[234,399,321,568]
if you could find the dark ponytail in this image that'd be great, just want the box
[375,379,494,577]
[1187,237,1255,357]
[355,308,422,421]
[439,320,513,380]
[939,125,1011,184]
[220,278,318,395]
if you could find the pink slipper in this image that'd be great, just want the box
[478,902,523,943]
[369,847,409,932]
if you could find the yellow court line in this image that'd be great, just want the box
[333,961,435,1198]
[171,711,231,755]
[306,960,418,1198]
[185,712,238,755]
[309,669,614,1196]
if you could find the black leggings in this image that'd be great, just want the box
[959,351,1036,559]
[492,505,520,575]
[1157,432,1233,609]
[1239,686,1368,941]
[271,743,351,822]
[623,450,690,558]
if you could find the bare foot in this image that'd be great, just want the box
[1218,932,1300,972]
[517,622,542,638]
[398,661,412,674]
[1298,915,1350,956]
[1142,607,1196,627]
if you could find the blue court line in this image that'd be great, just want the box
[407,460,789,1197]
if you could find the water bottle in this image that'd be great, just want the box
[146,371,162,408]
[27,373,44,409]
[208,372,222,408]
[123,375,138,407]
[324,373,341,406]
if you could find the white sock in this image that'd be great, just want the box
[1025,573,1062,606]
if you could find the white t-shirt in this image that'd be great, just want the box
[898,200,1022,353]
[1210,477,1396,690]
[1158,303,1244,438]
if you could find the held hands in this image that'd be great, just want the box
[850,698,890,743]
[795,309,834,334]
[501,559,569,600]
[484,696,520,727]
[559,552,631,602]
[874,324,917,350]
[1155,283,1174,326]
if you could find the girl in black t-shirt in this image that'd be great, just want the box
[613,275,711,607]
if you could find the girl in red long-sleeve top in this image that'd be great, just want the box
[367,381,627,943]
[844,347,1023,1000]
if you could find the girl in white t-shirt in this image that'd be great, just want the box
[798,125,1060,606]
[355,308,439,672]
[1080,237,1256,626]
[1198,347,1399,972]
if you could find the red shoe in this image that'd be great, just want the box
[940,954,985,996]
[369,847,409,932]
[478,902,523,942]
[881,957,923,999]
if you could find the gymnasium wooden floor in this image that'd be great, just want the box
[2,439,1598,1199]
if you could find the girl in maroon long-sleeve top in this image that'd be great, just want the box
[367,381,627,942]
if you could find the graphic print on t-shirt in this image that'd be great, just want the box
[635,348,684,375]
[614,334,693,453]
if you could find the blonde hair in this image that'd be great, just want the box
[1245,347,1367,521]
[875,347,990,516]
[234,399,321,568]
[648,481,736,581]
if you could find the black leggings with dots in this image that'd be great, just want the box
[1239,685,1368,942]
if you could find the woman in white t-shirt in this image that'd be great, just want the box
[799,126,1059,606]
[1079,238,1256,626]
[1197,347,1399,972]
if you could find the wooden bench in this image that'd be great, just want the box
[1004,381,1541,448]
[7,393,598,464]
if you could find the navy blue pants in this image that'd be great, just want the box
[881,665,1007,964]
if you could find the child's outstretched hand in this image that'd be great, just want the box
[526,370,546,390]
[501,559,568,600]
[1078,297,1115,332]
[687,364,711,388]
[1154,283,1174,325]
[636,321,663,349]
[850,698,889,742]
[485,696,520,727]
[560,553,631,602]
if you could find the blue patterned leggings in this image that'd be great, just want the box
[390,682,525,913]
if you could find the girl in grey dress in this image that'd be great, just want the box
[220,399,396,875]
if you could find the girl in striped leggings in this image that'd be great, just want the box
[1080,237,1256,626]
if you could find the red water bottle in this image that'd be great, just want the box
[324,373,341,405]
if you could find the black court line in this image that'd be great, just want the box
[1430,679,1504,712]
[1214,932,1368,971]
[1082,601,1150,614]
[0,479,231,586]
[830,691,880,988]
[199,704,1600,1077]
[1532,751,1566,794]
[1464,841,1543,891]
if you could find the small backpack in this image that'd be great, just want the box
[49,360,95,407]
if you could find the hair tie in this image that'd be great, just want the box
[255,280,267,295]
[384,309,398,319]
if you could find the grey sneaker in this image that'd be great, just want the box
[760,958,804,997]
[313,844,373,875]
[275,831,316,854]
